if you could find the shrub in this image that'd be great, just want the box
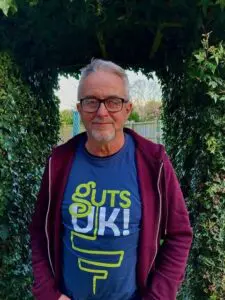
[0,52,59,299]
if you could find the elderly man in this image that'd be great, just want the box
[30,59,192,300]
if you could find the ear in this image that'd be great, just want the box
[125,101,133,117]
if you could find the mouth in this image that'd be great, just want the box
[91,123,113,131]
[92,122,112,125]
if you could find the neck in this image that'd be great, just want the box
[85,132,125,157]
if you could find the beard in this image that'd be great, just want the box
[90,128,116,143]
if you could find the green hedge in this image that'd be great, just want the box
[0,52,59,299]
[161,34,225,299]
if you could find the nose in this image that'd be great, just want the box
[96,102,109,116]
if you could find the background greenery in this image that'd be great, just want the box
[0,52,59,299]
[161,33,225,299]
[60,109,73,125]
[0,1,225,299]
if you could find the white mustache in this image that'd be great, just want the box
[92,118,113,124]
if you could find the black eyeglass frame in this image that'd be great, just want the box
[79,96,129,113]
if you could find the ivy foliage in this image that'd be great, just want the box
[161,33,225,299]
[0,0,225,81]
[0,1,225,299]
[0,0,37,16]
[0,52,59,299]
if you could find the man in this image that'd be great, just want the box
[30,59,192,300]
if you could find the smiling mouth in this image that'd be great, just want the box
[92,123,112,125]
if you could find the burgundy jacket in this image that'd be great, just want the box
[29,128,192,300]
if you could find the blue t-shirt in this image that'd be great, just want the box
[61,134,142,300]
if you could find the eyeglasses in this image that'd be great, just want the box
[79,97,129,113]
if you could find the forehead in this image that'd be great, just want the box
[79,70,126,98]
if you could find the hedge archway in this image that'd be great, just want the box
[0,1,225,299]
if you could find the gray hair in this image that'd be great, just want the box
[77,59,129,99]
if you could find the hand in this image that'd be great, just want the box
[58,294,71,300]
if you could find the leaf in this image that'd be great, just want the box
[216,0,225,11]
[0,0,17,16]
[207,91,218,102]
[29,0,38,6]
[194,52,206,63]
[0,224,9,240]
[215,56,219,65]
[150,27,163,59]
[200,0,210,16]
[207,62,217,74]
[117,15,126,21]
[208,80,218,89]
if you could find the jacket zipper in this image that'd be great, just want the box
[145,161,164,285]
[45,156,55,276]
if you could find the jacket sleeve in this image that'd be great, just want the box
[144,152,193,300]
[29,157,62,300]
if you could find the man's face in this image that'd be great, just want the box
[77,71,132,143]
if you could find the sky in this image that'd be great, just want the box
[55,70,162,111]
